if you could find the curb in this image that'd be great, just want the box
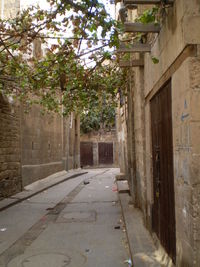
[0,172,88,212]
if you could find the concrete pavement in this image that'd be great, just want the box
[117,181,173,267]
[0,168,170,267]
[0,168,131,267]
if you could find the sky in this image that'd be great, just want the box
[20,0,115,18]
[20,0,116,67]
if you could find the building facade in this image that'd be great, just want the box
[80,129,118,168]
[116,0,200,266]
[0,0,80,198]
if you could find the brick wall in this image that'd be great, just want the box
[0,95,22,198]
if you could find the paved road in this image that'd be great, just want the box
[0,168,130,267]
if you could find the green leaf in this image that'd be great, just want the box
[151,56,159,64]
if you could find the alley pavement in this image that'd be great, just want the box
[0,169,131,267]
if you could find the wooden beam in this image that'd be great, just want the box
[124,0,173,4]
[124,22,160,33]
[119,59,144,67]
[116,44,151,53]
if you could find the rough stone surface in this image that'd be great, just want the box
[116,1,200,266]
[0,95,22,198]
[0,1,81,196]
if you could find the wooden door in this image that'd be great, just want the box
[150,80,176,263]
[98,143,113,165]
[80,142,93,166]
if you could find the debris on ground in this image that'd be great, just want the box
[84,181,90,185]
[114,226,121,229]
[0,228,7,232]
[105,185,110,189]
[112,185,118,192]
[124,259,133,266]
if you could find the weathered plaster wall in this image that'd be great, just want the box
[172,56,200,266]
[126,75,136,200]
[144,0,200,97]
[21,105,64,186]
[0,95,22,198]
[68,114,80,170]
[133,64,146,212]
[118,0,200,265]
[143,1,200,265]
[116,101,128,173]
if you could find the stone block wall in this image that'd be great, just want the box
[142,1,200,265]
[172,56,200,266]
[0,101,80,194]
[0,95,22,198]
[21,105,64,186]
[116,0,200,265]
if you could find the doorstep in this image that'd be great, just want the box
[117,181,167,267]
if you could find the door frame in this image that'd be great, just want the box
[150,79,176,263]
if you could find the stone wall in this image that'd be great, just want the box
[143,1,200,265]
[172,55,200,266]
[21,105,64,186]
[0,0,80,195]
[0,100,80,194]
[116,0,200,265]
[68,113,80,170]
[0,95,22,198]
[116,97,128,173]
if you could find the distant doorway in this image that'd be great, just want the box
[98,143,113,165]
[80,142,93,167]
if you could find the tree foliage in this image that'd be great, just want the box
[0,0,126,115]
[80,91,116,134]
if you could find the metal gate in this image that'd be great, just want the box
[150,80,176,263]
[80,142,93,167]
[98,143,113,165]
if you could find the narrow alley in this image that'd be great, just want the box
[0,169,131,267]
[0,0,200,266]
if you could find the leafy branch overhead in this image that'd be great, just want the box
[80,93,116,134]
[0,0,126,114]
